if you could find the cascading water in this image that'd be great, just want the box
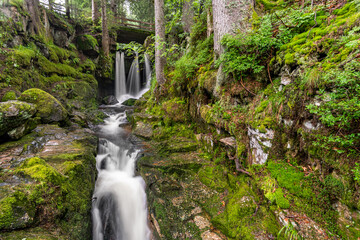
[115,52,127,99]
[92,109,150,240]
[144,54,152,89]
[127,52,141,96]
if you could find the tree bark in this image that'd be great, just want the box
[207,4,213,38]
[25,0,44,36]
[48,0,53,10]
[212,0,252,56]
[101,0,109,56]
[182,0,194,34]
[65,0,70,18]
[154,0,166,85]
[92,0,100,24]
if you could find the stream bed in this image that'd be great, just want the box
[92,105,150,240]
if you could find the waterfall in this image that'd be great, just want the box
[127,52,141,96]
[92,111,150,240]
[115,52,126,100]
[144,54,152,89]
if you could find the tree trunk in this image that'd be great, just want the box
[182,0,194,34]
[154,0,166,85]
[212,0,252,56]
[101,0,109,56]
[207,4,213,38]
[48,0,53,10]
[25,0,44,36]
[212,0,252,97]
[92,0,100,24]
[65,0,70,18]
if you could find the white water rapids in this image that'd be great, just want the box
[92,110,150,240]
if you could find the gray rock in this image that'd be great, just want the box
[219,137,236,148]
[53,30,68,48]
[248,127,274,165]
[133,121,153,139]
[102,95,119,105]
[0,100,36,136]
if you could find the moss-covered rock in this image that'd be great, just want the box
[0,100,36,136]
[1,91,17,102]
[76,35,99,57]
[162,98,188,122]
[0,124,97,238]
[19,88,68,123]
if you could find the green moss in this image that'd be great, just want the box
[12,47,36,67]
[0,190,35,230]
[267,161,312,199]
[37,56,79,77]
[16,157,64,184]
[19,88,68,123]
[79,58,96,73]
[1,91,17,102]
[76,34,98,51]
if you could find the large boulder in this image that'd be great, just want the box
[19,88,68,123]
[76,35,99,58]
[0,100,36,136]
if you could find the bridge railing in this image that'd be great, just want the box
[113,17,154,31]
[38,0,154,32]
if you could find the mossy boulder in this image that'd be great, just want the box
[1,91,17,102]
[0,100,36,136]
[0,188,36,230]
[19,88,68,123]
[122,98,136,106]
[76,35,99,57]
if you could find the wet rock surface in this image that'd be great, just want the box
[0,124,97,239]
[0,100,36,136]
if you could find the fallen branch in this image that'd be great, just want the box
[267,63,274,86]
[232,72,256,96]
[228,153,252,176]
[274,12,298,28]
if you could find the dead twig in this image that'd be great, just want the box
[307,11,318,38]
[232,72,256,96]
[267,63,274,86]
[274,12,298,28]
[228,153,252,176]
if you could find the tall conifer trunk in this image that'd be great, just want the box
[154,0,166,85]
[92,0,100,24]
[101,0,109,56]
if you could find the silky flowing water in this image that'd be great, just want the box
[92,52,153,239]
[92,107,150,240]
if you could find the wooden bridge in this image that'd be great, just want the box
[39,1,154,32]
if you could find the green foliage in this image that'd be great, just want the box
[306,61,360,155]
[278,224,303,240]
[117,41,144,58]
[324,175,344,200]
[353,163,360,184]
[170,36,213,86]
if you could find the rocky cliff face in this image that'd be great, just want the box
[132,1,360,239]
[0,3,105,239]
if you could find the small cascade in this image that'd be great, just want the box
[144,54,152,89]
[115,52,127,99]
[92,110,150,240]
[127,52,141,96]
